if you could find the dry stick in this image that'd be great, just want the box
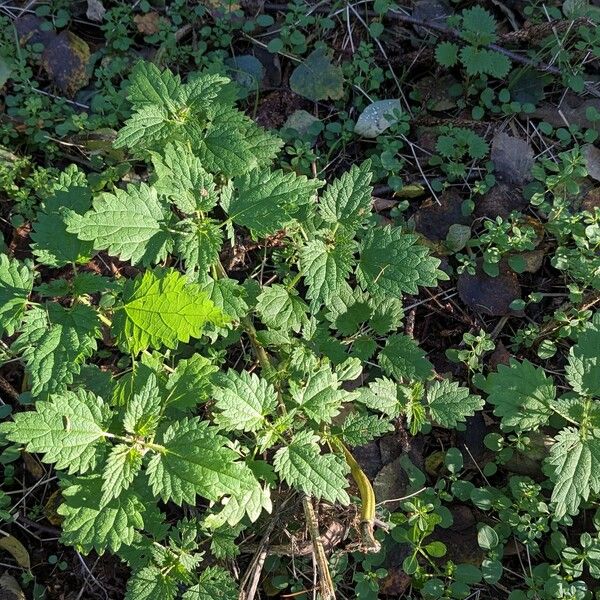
[302,496,336,600]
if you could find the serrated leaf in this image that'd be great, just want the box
[0,254,33,336]
[357,226,443,298]
[126,62,180,110]
[123,373,162,436]
[165,354,218,412]
[114,105,171,150]
[112,268,225,354]
[125,566,177,600]
[12,304,100,396]
[229,169,322,236]
[197,123,256,176]
[337,412,394,445]
[256,284,308,332]
[0,389,110,474]
[151,142,217,213]
[147,417,258,505]
[202,277,250,321]
[545,427,600,518]
[205,480,271,529]
[66,183,172,266]
[212,370,277,432]
[356,377,403,417]
[58,476,147,554]
[183,567,238,600]
[435,41,459,67]
[484,359,556,431]
[290,367,354,424]
[174,218,223,275]
[566,322,600,397]
[379,334,433,381]
[31,186,94,267]
[300,238,355,308]
[273,430,350,503]
[319,161,373,229]
[101,444,143,505]
[426,379,484,428]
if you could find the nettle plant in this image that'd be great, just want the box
[0,63,487,598]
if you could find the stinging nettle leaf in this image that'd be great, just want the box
[101,444,143,505]
[379,334,433,382]
[256,284,309,333]
[112,268,226,355]
[0,254,34,336]
[426,379,484,428]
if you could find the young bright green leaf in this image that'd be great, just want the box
[290,367,355,424]
[484,359,556,431]
[112,268,225,355]
[379,334,433,381]
[318,161,373,230]
[300,238,355,308]
[427,379,484,428]
[273,431,350,504]
[146,417,258,505]
[212,370,277,432]
[545,427,600,518]
[229,169,322,236]
[0,389,110,474]
[31,186,94,267]
[123,373,162,436]
[356,377,403,417]
[114,105,172,150]
[58,475,147,554]
[357,227,444,298]
[205,480,272,529]
[174,218,223,275]
[66,183,172,266]
[125,566,177,600]
[151,142,217,213]
[256,284,308,333]
[0,254,33,336]
[165,354,218,412]
[101,444,143,505]
[12,304,100,396]
[183,567,238,600]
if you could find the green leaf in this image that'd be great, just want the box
[319,161,373,230]
[435,41,459,67]
[460,6,497,45]
[125,566,177,600]
[256,284,308,333]
[273,430,350,504]
[183,567,238,600]
[101,444,143,505]
[173,218,223,275]
[357,227,443,298]
[356,377,403,417]
[58,475,147,554]
[289,47,344,101]
[477,524,499,550]
[147,417,258,505]
[566,322,600,397]
[229,169,322,236]
[165,354,218,412]
[123,373,162,436]
[0,389,110,474]
[337,412,394,446]
[66,183,172,266]
[126,62,180,110]
[545,427,600,518]
[151,142,217,213]
[484,359,556,431]
[290,367,354,424]
[212,370,277,432]
[114,105,171,150]
[31,186,94,267]
[0,254,33,336]
[427,379,484,428]
[300,238,355,308]
[460,47,510,78]
[12,304,100,396]
[197,123,257,176]
[379,334,433,381]
[112,268,225,355]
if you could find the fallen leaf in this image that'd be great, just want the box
[0,55,13,88]
[474,183,527,219]
[22,452,44,479]
[491,131,534,186]
[225,54,264,95]
[0,573,26,600]
[289,47,344,102]
[458,262,521,316]
[283,109,320,137]
[86,0,106,22]
[0,535,30,569]
[44,490,63,526]
[583,143,600,182]
[532,92,600,130]
[133,12,165,35]
[355,99,401,138]
[41,31,90,96]
[413,189,471,241]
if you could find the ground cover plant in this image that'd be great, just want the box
[0,1,599,599]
